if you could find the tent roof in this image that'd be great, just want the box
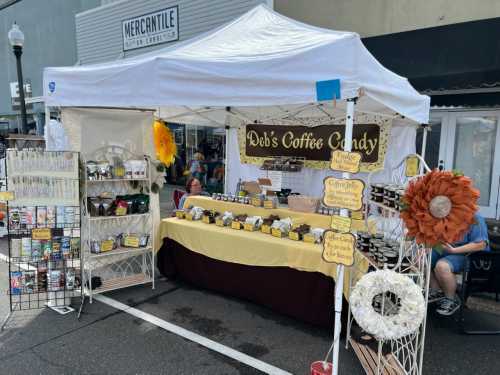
[43,5,429,124]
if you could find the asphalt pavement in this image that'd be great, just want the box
[1,243,500,374]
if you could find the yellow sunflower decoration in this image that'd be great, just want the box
[153,119,177,167]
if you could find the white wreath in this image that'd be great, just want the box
[349,270,426,340]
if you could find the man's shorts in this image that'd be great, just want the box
[431,250,465,273]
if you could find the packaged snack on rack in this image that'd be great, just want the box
[23,271,36,293]
[8,208,21,230]
[21,237,32,257]
[37,207,47,227]
[47,206,56,227]
[10,271,22,295]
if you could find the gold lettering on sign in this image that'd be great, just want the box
[330,215,352,233]
[322,177,365,211]
[32,228,52,240]
[330,150,362,173]
[322,231,355,266]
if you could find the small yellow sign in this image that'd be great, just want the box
[231,221,242,230]
[322,230,356,266]
[289,231,300,241]
[330,215,352,233]
[251,197,262,207]
[202,216,211,224]
[261,224,271,234]
[124,236,140,248]
[185,213,194,221]
[32,228,52,240]
[271,228,283,238]
[101,240,114,252]
[303,233,315,244]
[215,218,225,227]
[405,156,420,177]
[322,177,365,211]
[0,191,15,201]
[115,207,127,216]
[263,200,275,209]
[175,211,185,219]
[330,150,362,173]
[244,223,256,231]
[351,210,363,220]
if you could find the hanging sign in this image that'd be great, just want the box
[122,6,179,51]
[322,177,365,211]
[330,215,352,233]
[322,230,355,266]
[239,122,391,172]
[405,156,420,177]
[32,228,52,240]
[0,191,15,201]
[330,150,362,173]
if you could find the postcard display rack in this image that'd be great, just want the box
[5,149,81,315]
[346,155,432,375]
[82,145,154,304]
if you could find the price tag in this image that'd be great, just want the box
[175,210,185,219]
[231,221,242,230]
[202,216,211,224]
[251,197,262,207]
[330,215,352,233]
[322,177,365,211]
[0,191,15,201]
[303,233,315,244]
[32,228,52,240]
[115,206,127,216]
[405,156,420,177]
[185,213,194,221]
[330,150,362,173]
[215,218,224,227]
[351,210,363,220]
[124,236,140,248]
[322,230,355,266]
[263,200,275,209]
[244,223,255,231]
[261,224,271,234]
[289,231,300,241]
[101,240,114,252]
[271,228,282,238]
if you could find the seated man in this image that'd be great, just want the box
[429,213,490,316]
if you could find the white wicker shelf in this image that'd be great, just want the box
[88,213,150,221]
[87,178,149,182]
[88,246,152,259]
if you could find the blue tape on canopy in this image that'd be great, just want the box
[315,79,341,101]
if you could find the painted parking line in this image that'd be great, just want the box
[94,294,293,375]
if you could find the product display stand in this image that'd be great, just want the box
[80,145,154,314]
[4,149,82,329]
[346,154,432,375]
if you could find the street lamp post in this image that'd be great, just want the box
[8,23,27,134]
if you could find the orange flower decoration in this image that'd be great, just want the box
[400,169,480,246]
[153,119,177,167]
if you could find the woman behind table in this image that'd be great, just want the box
[178,177,208,209]
[428,213,490,316]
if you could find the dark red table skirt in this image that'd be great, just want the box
[158,238,348,328]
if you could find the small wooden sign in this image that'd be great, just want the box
[175,210,185,219]
[330,150,362,173]
[32,228,51,240]
[115,207,127,216]
[303,233,315,244]
[124,236,140,248]
[330,215,352,233]
[405,156,420,177]
[101,240,114,252]
[271,228,283,238]
[251,197,262,207]
[322,230,355,266]
[0,191,15,201]
[322,177,365,211]
[244,223,256,231]
[231,221,242,230]
[289,231,300,241]
[185,213,194,221]
[215,218,224,227]
[261,224,271,234]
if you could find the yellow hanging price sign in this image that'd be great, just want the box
[330,150,362,173]
[322,177,365,211]
[330,215,352,233]
[405,156,420,177]
[322,230,355,266]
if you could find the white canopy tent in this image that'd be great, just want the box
[43,5,429,374]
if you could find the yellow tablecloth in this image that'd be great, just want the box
[160,216,370,297]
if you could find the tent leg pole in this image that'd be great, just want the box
[332,97,356,375]
[419,124,428,175]
[224,126,229,194]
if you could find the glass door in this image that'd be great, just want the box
[440,111,500,219]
